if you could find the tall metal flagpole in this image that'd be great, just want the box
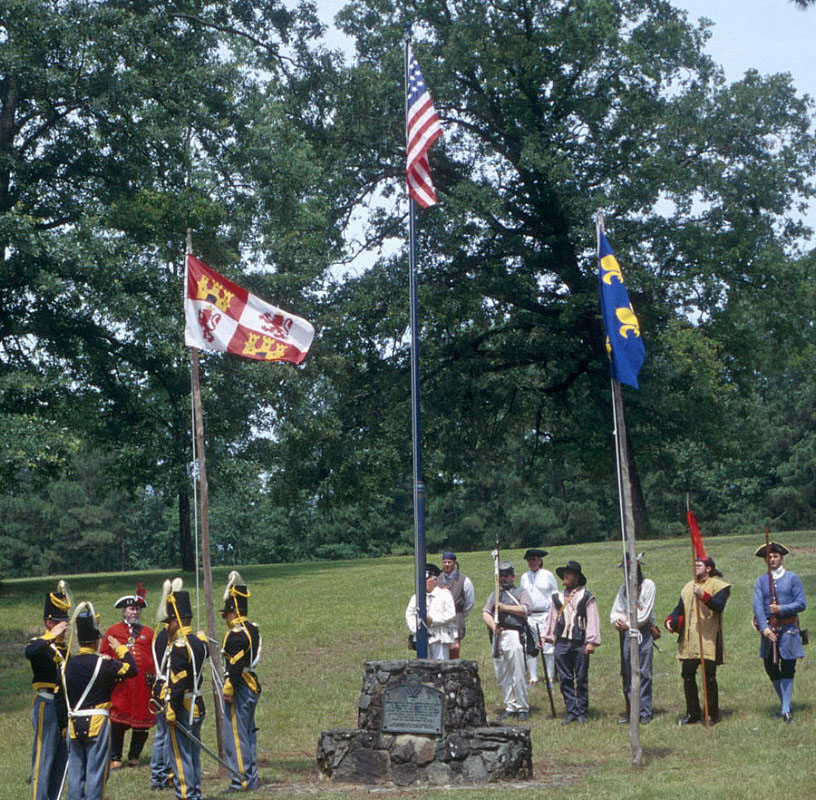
[186,229,227,762]
[597,214,642,767]
[406,33,428,660]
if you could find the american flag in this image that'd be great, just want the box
[406,44,442,208]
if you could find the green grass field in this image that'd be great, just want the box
[2,530,814,799]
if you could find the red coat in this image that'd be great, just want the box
[101,621,156,729]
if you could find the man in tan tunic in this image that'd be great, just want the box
[664,556,731,725]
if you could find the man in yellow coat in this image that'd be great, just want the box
[665,556,731,725]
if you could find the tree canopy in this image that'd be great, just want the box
[2,0,815,576]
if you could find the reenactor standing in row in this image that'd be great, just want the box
[63,602,138,800]
[163,588,208,800]
[26,581,71,800]
[220,572,262,792]
[149,578,183,790]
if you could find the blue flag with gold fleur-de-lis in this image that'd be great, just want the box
[598,231,645,389]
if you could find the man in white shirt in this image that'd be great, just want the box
[406,564,458,660]
[610,554,656,723]
[437,551,475,658]
[520,548,557,687]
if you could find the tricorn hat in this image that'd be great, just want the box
[523,548,548,560]
[43,580,72,621]
[72,601,102,644]
[221,571,249,616]
[163,589,193,623]
[556,560,587,586]
[114,581,148,609]
[424,563,441,578]
[754,542,790,559]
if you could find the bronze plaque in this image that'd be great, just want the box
[381,674,444,735]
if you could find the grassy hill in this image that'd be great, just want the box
[1,529,814,799]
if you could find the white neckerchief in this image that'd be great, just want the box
[772,566,785,580]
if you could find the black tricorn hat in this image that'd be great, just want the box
[556,560,587,586]
[754,542,790,559]
[523,548,548,560]
[43,581,71,621]
[76,608,102,644]
[163,590,193,623]
[221,571,249,616]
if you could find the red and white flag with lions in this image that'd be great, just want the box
[184,255,314,364]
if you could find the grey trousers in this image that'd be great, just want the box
[619,627,654,720]
[167,717,203,800]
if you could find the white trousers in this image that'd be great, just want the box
[428,641,450,660]
[493,630,528,712]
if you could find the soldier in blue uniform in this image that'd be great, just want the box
[149,578,182,791]
[26,581,71,800]
[752,541,807,722]
[220,571,262,792]
[63,602,138,800]
[163,589,208,800]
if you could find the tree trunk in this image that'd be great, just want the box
[178,485,195,571]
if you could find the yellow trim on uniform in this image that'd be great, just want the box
[32,698,45,797]
[229,702,247,790]
[168,724,188,799]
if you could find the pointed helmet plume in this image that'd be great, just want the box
[156,577,184,623]
[223,571,244,601]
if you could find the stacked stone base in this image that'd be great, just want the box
[317,726,532,786]
[317,659,532,786]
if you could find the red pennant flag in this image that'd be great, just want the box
[184,255,314,364]
[686,511,707,560]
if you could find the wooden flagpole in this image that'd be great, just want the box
[186,229,226,763]
[598,213,642,766]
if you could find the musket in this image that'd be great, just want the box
[491,536,501,659]
[765,524,780,665]
[535,622,557,718]
[150,698,244,782]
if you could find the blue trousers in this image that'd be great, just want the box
[167,717,203,800]
[66,718,110,800]
[150,714,173,788]
[223,682,259,791]
[555,639,590,718]
[30,695,68,800]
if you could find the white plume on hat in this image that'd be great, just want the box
[57,579,73,609]
[157,577,183,623]
[223,570,244,601]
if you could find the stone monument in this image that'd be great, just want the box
[317,659,532,786]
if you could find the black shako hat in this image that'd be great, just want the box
[556,560,587,586]
[221,571,250,616]
[163,589,193,623]
[75,608,102,644]
[43,581,71,621]
[523,548,548,560]
[754,541,790,559]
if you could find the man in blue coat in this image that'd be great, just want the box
[752,541,807,723]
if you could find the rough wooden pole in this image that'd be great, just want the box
[187,229,226,765]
